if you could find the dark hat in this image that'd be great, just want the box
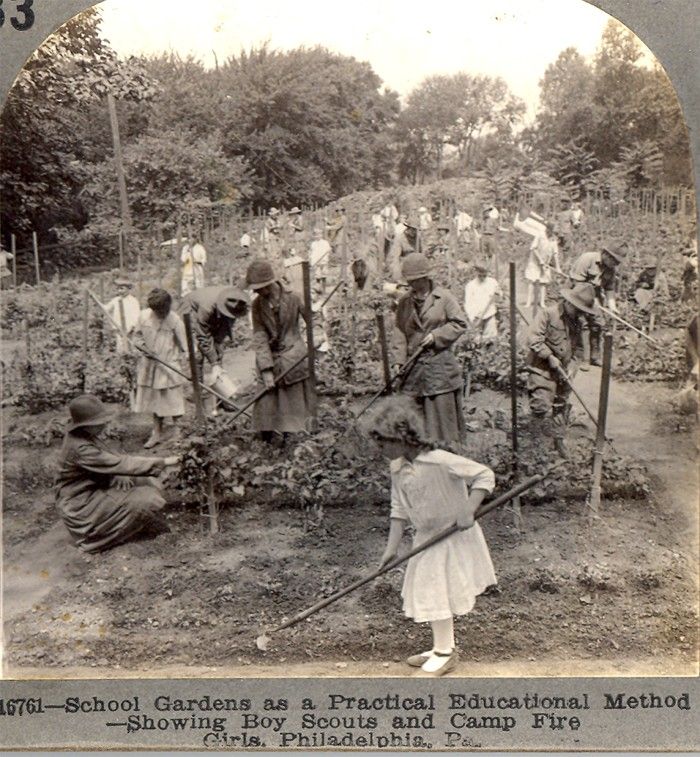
[216,286,249,317]
[401,253,432,282]
[473,259,489,272]
[68,394,113,432]
[561,283,598,315]
[601,244,626,264]
[245,259,277,290]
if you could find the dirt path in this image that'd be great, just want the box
[571,366,698,552]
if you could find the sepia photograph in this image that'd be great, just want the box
[1,0,698,695]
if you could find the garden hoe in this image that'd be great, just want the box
[255,463,564,651]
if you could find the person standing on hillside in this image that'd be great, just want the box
[309,226,332,295]
[464,261,501,344]
[394,253,467,443]
[526,283,594,458]
[104,277,140,354]
[523,222,561,310]
[180,236,207,295]
[479,205,500,269]
[246,259,311,443]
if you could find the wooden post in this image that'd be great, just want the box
[32,231,40,285]
[23,319,31,363]
[136,243,143,301]
[10,233,17,289]
[82,289,90,392]
[376,311,392,389]
[588,334,613,520]
[175,226,183,300]
[118,230,124,271]
[509,262,522,529]
[182,312,205,422]
[107,91,132,262]
[301,260,318,429]
[206,464,220,535]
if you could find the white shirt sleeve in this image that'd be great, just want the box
[389,473,409,521]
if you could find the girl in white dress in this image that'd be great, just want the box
[371,397,497,676]
[134,289,187,448]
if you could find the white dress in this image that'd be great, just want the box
[180,243,207,294]
[390,450,497,622]
[464,276,500,340]
[524,234,559,284]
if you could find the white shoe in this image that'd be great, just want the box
[421,649,459,676]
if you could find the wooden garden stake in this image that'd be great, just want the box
[107,91,133,251]
[182,311,205,422]
[82,289,90,392]
[136,244,143,301]
[175,226,183,301]
[118,296,127,337]
[376,311,392,389]
[10,233,16,289]
[301,260,318,429]
[207,464,220,535]
[32,231,40,285]
[509,262,522,530]
[118,230,125,271]
[23,318,31,363]
[588,334,613,521]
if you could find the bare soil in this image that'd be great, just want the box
[2,361,698,679]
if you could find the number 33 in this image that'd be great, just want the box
[0,0,35,31]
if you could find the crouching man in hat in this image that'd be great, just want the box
[180,285,249,383]
[526,283,596,458]
[56,395,179,553]
[569,244,624,366]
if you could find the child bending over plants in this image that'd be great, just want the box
[369,396,497,676]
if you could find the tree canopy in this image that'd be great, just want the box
[0,11,693,263]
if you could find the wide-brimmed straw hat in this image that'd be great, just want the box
[68,394,113,432]
[289,207,301,214]
[561,283,598,315]
[216,286,249,318]
[401,253,432,282]
[245,259,278,290]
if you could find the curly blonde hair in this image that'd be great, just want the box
[361,396,431,448]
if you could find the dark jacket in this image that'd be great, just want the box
[395,285,466,397]
[181,286,237,365]
[55,431,163,552]
[527,302,577,377]
[252,287,309,386]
